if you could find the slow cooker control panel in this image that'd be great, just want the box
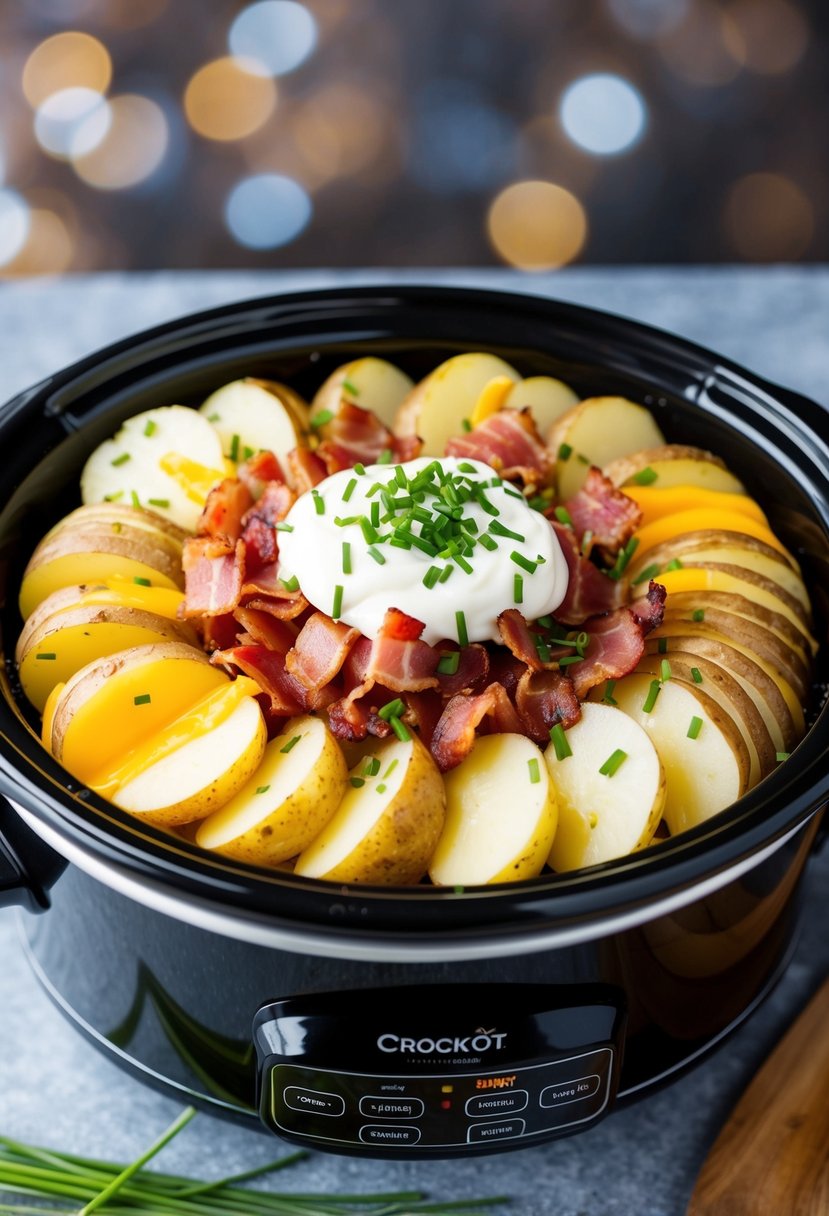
[253,984,625,1157]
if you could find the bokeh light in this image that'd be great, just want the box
[559,74,647,155]
[72,96,169,189]
[606,0,690,38]
[228,1,317,77]
[409,81,517,192]
[225,173,312,248]
[293,84,392,182]
[657,0,744,86]
[184,57,277,141]
[91,0,170,29]
[3,208,74,275]
[0,190,32,267]
[724,172,813,261]
[487,180,587,270]
[724,0,809,75]
[22,32,112,109]
[34,87,110,159]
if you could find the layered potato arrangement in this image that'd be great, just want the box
[15,351,816,887]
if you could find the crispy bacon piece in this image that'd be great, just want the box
[212,645,305,716]
[497,609,543,672]
[182,537,245,617]
[631,579,668,629]
[240,481,296,570]
[238,449,284,495]
[445,409,550,485]
[285,612,360,690]
[431,682,523,772]
[198,479,253,543]
[566,581,666,698]
[551,521,623,625]
[233,605,298,654]
[562,467,641,557]
[403,690,443,748]
[435,643,490,697]
[200,613,239,652]
[515,669,581,744]
[241,591,309,621]
[315,401,421,473]
[286,447,327,493]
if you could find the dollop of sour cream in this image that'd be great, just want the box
[277,457,569,645]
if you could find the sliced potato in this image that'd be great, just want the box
[200,378,309,474]
[603,445,744,493]
[16,582,185,652]
[469,376,516,427]
[592,673,751,836]
[81,405,226,531]
[196,715,349,864]
[503,375,579,434]
[47,642,228,786]
[545,703,665,871]
[429,733,556,886]
[548,396,665,501]
[394,353,520,457]
[294,733,445,885]
[622,485,767,529]
[631,510,793,564]
[310,358,414,430]
[44,502,189,548]
[108,686,267,827]
[17,604,197,713]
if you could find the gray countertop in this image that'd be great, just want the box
[1,268,828,1216]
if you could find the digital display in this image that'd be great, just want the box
[475,1075,517,1090]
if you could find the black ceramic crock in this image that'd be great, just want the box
[1,286,827,1158]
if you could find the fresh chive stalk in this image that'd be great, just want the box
[549,723,572,760]
[599,748,627,777]
[437,650,460,675]
[642,679,661,713]
[687,716,703,740]
[528,758,541,784]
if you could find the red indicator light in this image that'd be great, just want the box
[441,1100,452,1110]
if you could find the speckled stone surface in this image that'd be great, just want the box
[1,269,828,1216]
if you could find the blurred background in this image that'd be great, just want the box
[0,0,826,277]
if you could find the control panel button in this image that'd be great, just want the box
[283,1086,345,1117]
[359,1124,421,1146]
[359,1095,425,1120]
[465,1090,529,1118]
[539,1075,600,1108]
[467,1118,526,1143]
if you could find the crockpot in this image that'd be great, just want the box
[0,286,827,1160]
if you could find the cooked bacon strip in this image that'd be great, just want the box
[286,611,360,690]
[630,579,668,628]
[403,690,443,748]
[515,669,580,744]
[368,612,440,692]
[238,449,284,495]
[551,521,623,624]
[182,537,245,617]
[240,480,296,570]
[198,479,253,543]
[566,581,666,698]
[241,591,309,621]
[212,645,305,716]
[562,467,641,556]
[286,447,327,493]
[497,609,543,672]
[445,409,550,485]
[233,605,298,654]
[200,613,240,653]
[435,643,489,697]
[315,400,419,474]
[431,682,523,772]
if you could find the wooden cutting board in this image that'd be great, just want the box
[686,978,829,1216]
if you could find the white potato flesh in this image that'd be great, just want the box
[81,405,225,532]
[395,353,520,456]
[199,378,307,469]
[545,703,665,871]
[310,358,414,429]
[112,695,266,825]
[600,673,750,837]
[503,375,579,435]
[429,733,556,886]
[548,397,666,500]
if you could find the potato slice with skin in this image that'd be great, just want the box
[81,405,226,532]
[632,509,793,564]
[200,378,309,472]
[19,526,184,619]
[545,703,665,871]
[429,734,556,886]
[16,582,185,655]
[196,715,349,865]
[48,642,228,785]
[592,673,750,836]
[503,375,579,434]
[17,604,198,713]
[603,444,744,493]
[110,692,267,828]
[44,502,188,548]
[310,358,414,430]
[549,397,666,501]
[295,733,445,885]
[394,353,520,457]
[621,485,767,529]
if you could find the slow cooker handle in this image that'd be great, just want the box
[0,796,67,913]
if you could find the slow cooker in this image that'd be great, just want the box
[0,286,827,1159]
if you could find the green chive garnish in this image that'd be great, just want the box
[332,584,343,618]
[111,452,130,467]
[377,448,393,464]
[256,785,271,794]
[378,698,405,721]
[376,782,387,793]
[528,758,541,784]
[687,716,703,740]
[691,666,703,684]
[558,442,573,461]
[535,636,551,663]
[367,546,385,564]
[342,377,359,395]
[342,477,357,502]
[642,679,661,713]
[229,433,240,461]
[599,748,628,777]
[133,693,151,706]
[280,735,301,753]
[437,651,460,675]
[312,490,325,515]
[243,446,254,460]
[602,679,618,706]
[311,409,334,428]
[776,751,790,762]
[148,498,170,508]
[143,419,157,436]
[632,466,658,485]
[554,506,573,527]
[390,716,411,742]
[513,573,523,603]
[423,565,441,589]
[537,615,553,629]
[665,558,684,571]
[692,608,705,622]
[439,564,453,582]
[275,521,294,532]
[354,461,366,475]
[461,418,472,432]
[133,576,151,586]
[104,491,124,501]
[35,652,57,660]
[341,541,352,575]
[660,659,672,682]
[657,637,668,653]
[549,723,572,760]
[456,610,469,647]
[281,574,300,591]
[363,757,381,777]
[131,491,140,508]
[350,776,365,788]
[511,550,538,574]
[384,758,399,778]
[632,562,661,585]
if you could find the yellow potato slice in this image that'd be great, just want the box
[395,353,520,456]
[44,502,188,548]
[632,510,792,563]
[196,715,348,865]
[310,358,414,429]
[503,375,579,434]
[549,396,666,500]
[199,378,309,472]
[622,485,767,529]
[429,733,556,886]
[545,703,665,871]
[294,733,445,885]
[603,444,744,493]
[469,375,516,427]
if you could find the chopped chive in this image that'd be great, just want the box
[692,608,705,622]
[359,516,379,544]
[256,784,271,794]
[131,490,140,508]
[229,433,240,461]
[554,506,573,527]
[143,419,157,436]
[280,574,300,591]
[461,418,472,432]
[511,550,538,574]
[378,698,405,721]
[665,558,684,571]
[458,461,477,473]
[394,464,407,488]
[133,693,151,706]
[111,452,131,467]
[363,757,381,777]
[535,636,551,663]
[503,484,524,500]
[558,442,573,461]
[660,659,672,682]
[35,652,57,660]
[354,461,366,475]
[280,734,301,753]
[642,679,661,713]
[342,477,357,502]
[377,448,393,464]
[476,489,498,516]
[350,776,365,788]
[513,573,524,603]
[383,758,399,778]
[334,514,359,527]
[776,751,790,762]
[366,481,382,497]
[477,532,498,551]
[632,562,661,586]
[390,716,411,742]
[687,716,703,740]
[549,723,572,760]
[489,520,524,542]
[311,409,334,428]
[312,490,325,515]
[455,610,469,646]
[576,452,590,465]
[632,466,658,485]
[148,498,170,508]
[376,782,387,793]
[275,521,294,532]
[332,584,343,618]
[342,377,359,395]
[243,445,254,460]
[133,576,151,586]
[691,666,703,683]
[104,490,124,501]
[367,545,386,565]
[439,564,454,582]
[423,565,441,589]
[528,757,541,784]
[558,654,582,666]
[437,650,460,675]
[389,535,412,549]
[606,536,640,581]
[453,552,474,575]
[599,748,628,777]
[207,412,220,422]
[370,500,380,528]
[602,679,618,706]
[657,637,668,653]
[341,542,351,575]
[537,614,554,629]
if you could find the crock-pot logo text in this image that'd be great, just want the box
[377,1027,507,1055]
